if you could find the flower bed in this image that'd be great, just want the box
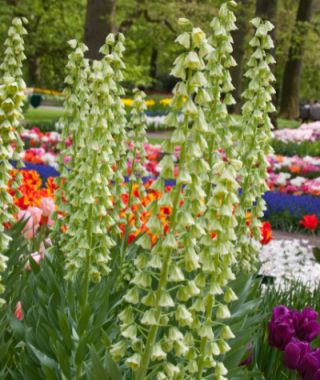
[2,10,320,380]
[260,239,320,289]
[274,122,320,144]
[18,131,320,233]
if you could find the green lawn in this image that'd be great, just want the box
[24,106,301,133]
[25,106,63,123]
[277,118,300,129]
[147,137,165,144]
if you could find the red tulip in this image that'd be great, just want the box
[260,222,272,245]
[299,215,319,231]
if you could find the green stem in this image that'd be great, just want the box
[196,278,214,380]
[134,249,171,380]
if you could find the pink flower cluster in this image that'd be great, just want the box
[21,127,62,148]
[274,122,320,143]
[267,155,320,196]
[21,147,58,167]
[17,197,55,239]
[17,131,320,197]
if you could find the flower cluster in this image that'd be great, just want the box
[260,239,320,289]
[268,154,320,196]
[115,20,218,379]
[21,128,62,150]
[17,131,320,196]
[235,17,276,271]
[274,121,320,143]
[8,169,55,210]
[58,37,121,284]
[0,18,27,305]
[119,89,149,253]
[269,306,320,379]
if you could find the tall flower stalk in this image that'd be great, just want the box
[52,40,90,244]
[205,0,237,168]
[105,34,129,229]
[119,89,148,262]
[0,18,27,305]
[194,3,240,378]
[112,19,215,379]
[235,18,276,271]
[60,38,121,299]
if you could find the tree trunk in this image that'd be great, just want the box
[230,0,252,114]
[255,0,278,126]
[28,54,41,86]
[84,0,116,60]
[149,47,158,83]
[280,0,314,119]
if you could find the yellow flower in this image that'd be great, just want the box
[122,98,134,107]
[160,98,172,105]
[145,99,155,107]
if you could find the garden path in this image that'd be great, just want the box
[273,230,320,246]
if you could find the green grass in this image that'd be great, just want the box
[147,137,164,145]
[277,118,300,129]
[25,106,63,123]
[24,106,301,137]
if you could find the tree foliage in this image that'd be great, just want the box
[0,0,320,112]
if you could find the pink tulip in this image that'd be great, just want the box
[15,301,23,321]
[40,197,55,218]
[25,242,48,271]
[28,206,42,225]
[18,209,39,239]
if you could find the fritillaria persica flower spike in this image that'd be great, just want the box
[61,39,119,291]
[194,3,240,379]
[0,18,27,306]
[112,18,216,380]
[235,18,276,271]
[119,89,148,261]
[52,40,90,245]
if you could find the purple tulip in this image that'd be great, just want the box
[268,319,295,351]
[284,339,311,372]
[268,306,295,350]
[293,308,320,343]
[300,349,320,380]
[272,305,292,321]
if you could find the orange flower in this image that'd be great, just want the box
[290,165,300,174]
[245,211,251,227]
